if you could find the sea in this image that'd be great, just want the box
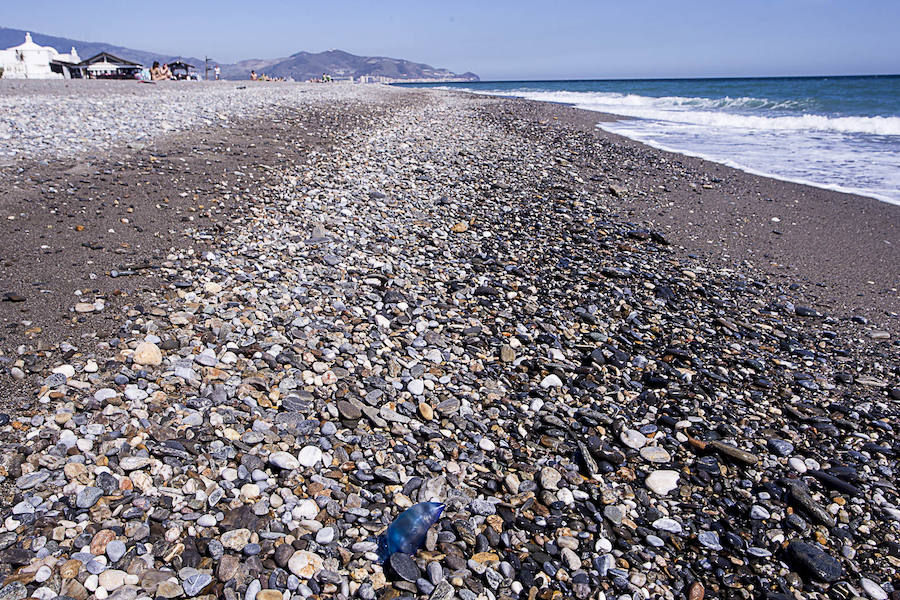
[403,76,900,205]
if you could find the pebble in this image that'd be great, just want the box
[640,445,671,463]
[106,540,126,563]
[182,573,212,597]
[652,518,683,534]
[861,578,888,600]
[785,541,843,582]
[539,374,563,388]
[539,466,562,490]
[389,552,420,582]
[407,379,425,396]
[132,341,162,366]
[297,446,323,467]
[479,438,496,452]
[76,486,103,509]
[645,470,680,495]
[268,451,300,470]
[315,527,335,544]
[620,429,647,449]
[287,550,323,579]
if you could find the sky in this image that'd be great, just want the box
[4,0,900,80]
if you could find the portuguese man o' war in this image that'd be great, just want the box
[376,501,445,563]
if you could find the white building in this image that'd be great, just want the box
[0,33,80,79]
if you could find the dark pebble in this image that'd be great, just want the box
[389,552,420,582]
[785,541,842,583]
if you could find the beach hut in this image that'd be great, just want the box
[168,60,196,80]
[71,52,143,79]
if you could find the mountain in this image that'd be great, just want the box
[221,49,479,82]
[0,27,479,82]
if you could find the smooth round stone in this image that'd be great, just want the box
[337,400,361,420]
[34,565,52,583]
[750,505,771,519]
[767,438,795,457]
[84,574,99,592]
[698,531,723,551]
[240,483,261,500]
[297,446,323,467]
[652,518,683,534]
[98,569,126,591]
[427,562,443,585]
[132,342,162,366]
[407,379,425,396]
[197,514,217,527]
[479,438,496,452]
[315,527,335,545]
[645,470,680,495]
[789,457,808,473]
[295,499,319,519]
[640,446,670,463]
[389,552,420,582]
[645,535,665,547]
[861,578,888,600]
[539,374,563,388]
[269,451,300,470]
[105,540,126,563]
[621,429,647,450]
[85,556,107,575]
[119,457,152,471]
[539,467,562,490]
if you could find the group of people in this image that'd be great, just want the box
[150,61,173,81]
[249,70,285,82]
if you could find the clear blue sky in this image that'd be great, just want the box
[5,0,899,79]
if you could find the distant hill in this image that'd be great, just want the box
[222,49,479,82]
[0,26,479,82]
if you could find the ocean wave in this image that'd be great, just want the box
[472,89,900,136]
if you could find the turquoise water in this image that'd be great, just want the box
[403,76,900,204]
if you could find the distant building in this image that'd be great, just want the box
[0,32,80,79]
[68,52,143,79]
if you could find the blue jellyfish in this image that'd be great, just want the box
[376,501,445,563]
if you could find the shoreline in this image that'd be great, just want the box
[464,92,900,329]
[0,84,898,600]
[420,84,900,207]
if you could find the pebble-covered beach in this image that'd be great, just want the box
[0,81,898,600]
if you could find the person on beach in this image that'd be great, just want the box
[250,70,258,81]
[214,65,220,80]
[151,62,173,81]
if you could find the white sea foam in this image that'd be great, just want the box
[453,86,900,204]
[479,90,900,136]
